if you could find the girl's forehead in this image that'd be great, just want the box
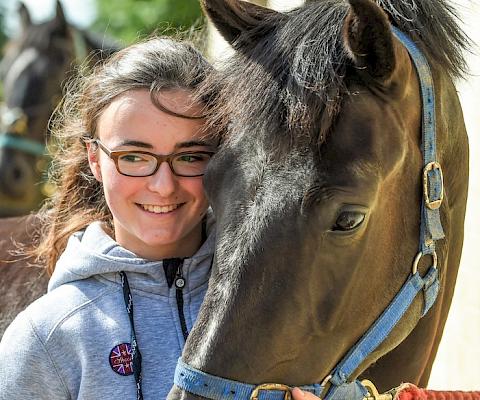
[105,89,199,115]
[96,90,207,149]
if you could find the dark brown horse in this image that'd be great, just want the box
[0,1,118,217]
[168,0,469,398]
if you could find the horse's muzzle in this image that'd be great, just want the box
[0,150,35,199]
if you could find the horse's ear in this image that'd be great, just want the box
[18,3,31,31]
[201,0,280,45]
[343,0,396,81]
[54,0,68,32]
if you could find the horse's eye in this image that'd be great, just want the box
[332,211,365,231]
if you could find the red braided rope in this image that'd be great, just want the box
[395,384,480,400]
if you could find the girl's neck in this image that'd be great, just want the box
[111,222,205,261]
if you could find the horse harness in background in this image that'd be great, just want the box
[0,105,47,157]
[172,27,445,400]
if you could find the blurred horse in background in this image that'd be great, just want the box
[0,1,118,337]
[0,0,118,217]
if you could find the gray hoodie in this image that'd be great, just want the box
[0,219,215,400]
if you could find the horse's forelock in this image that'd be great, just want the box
[16,17,70,53]
[204,1,350,149]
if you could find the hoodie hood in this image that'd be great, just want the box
[48,211,215,296]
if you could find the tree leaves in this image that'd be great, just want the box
[93,0,204,44]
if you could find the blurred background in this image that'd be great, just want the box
[0,0,478,391]
[0,0,203,44]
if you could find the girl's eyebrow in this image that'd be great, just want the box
[175,140,214,149]
[117,140,153,149]
[116,139,214,150]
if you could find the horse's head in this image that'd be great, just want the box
[0,1,72,211]
[0,1,73,137]
[169,0,468,399]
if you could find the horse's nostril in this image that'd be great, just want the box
[0,153,35,198]
[12,166,23,180]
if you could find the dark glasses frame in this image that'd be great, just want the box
[87,138,215,177]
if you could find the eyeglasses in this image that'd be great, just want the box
[91,139,214,177]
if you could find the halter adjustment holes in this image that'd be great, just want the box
[331,210,366,232]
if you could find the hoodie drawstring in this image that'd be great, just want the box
[120,271,144,400]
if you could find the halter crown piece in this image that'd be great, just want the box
[173,26,444,400]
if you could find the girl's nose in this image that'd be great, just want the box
[146,161,177,196]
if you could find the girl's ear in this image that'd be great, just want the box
[86,142,102,182]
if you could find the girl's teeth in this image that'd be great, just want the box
[141,204,179,214]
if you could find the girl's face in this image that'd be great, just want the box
[88,89,213,260]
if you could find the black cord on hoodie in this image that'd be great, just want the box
[120,271,143,400]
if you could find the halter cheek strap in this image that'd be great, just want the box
[173,26,444,400]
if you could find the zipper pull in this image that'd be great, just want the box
[174,263,186,290]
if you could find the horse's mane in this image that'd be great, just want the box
[378,0,469,78]
[204,0,469,143]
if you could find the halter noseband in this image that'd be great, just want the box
[0,106,47,157]
[173,26,445,400]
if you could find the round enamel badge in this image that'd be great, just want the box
[109,343,133,376]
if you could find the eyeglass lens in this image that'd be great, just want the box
[117,152,212,177]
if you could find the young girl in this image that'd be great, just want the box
[0,37,216,400]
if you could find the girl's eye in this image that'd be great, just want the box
[119,154,148,163]
[177,154,207,163]
[332,211,365,231]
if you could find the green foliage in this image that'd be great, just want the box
[93,0,204,44]
[0,5,7,51]
[0,6,7,100]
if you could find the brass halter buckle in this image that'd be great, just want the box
[250,383,292,400]
[423,161,444,210]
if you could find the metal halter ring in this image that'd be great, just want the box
[250,383,292,400]
[423,161,444,210]
[412,251,438,275]
[361,380,394,400]
[317,374,333,399]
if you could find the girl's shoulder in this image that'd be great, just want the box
[7,277,119,347]
[0,279,127,400]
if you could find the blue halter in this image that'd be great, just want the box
[173,26,444,400]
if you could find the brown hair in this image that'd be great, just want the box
[35,37,213,275]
